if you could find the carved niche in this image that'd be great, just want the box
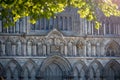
[46,29,65,54]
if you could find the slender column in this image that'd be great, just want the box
[65,44,67,56]
[80,18,83,35]
[92,44,96,56]
[88,21,91,35]
[82,18,84,34]
[109,23,111,34]
[116,24,118,35]
[103,23,106,35]
[23,17,26,33]
[6,27,8,33]
[63,17,65,30]
[44,18,46,30]
[73,44,77,56]
[15,20,20,33]
[84,41,87,57]
[47,44,50,56]
[118,24,120,35]
[98,27,100,35]
[85,19,87,35]
[91,21,94,35]
[27,17,30,34]
[13,24,15,33]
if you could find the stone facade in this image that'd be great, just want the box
[0,7,120,80]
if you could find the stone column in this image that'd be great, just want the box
[73,44,77,56]
[103,23,106,35]
[43,45,47,56]
[85,19,87,35]
[88,21,91,35]
[84,41,87,57]
[63,17,65,30]
[91,22,94,35]
[15,20,20,33]
[65,44,67,56]
[27,17,30,34]
[47,44,50,55]
[109,23,111,34]
[23,17,27,33]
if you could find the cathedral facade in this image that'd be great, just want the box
[0,7,120,80]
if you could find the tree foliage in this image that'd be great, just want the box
[0,0,120,29]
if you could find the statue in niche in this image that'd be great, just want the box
[37,42,43,56]
[68,42,73,56]
[76,42,84,56]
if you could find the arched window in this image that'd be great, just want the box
[106,23,109,34]
[59,16,63,30]
[22,60,37,80]
[41,18,45,30]
[89,60,103,80]
[35,19,41,30]
[49,18,54,29]
[55,16,58,28]
[64,17,68,30]
[104,60,120,80]
[73,61,87,80]
[46,19,49,30]
[69,17,72,31]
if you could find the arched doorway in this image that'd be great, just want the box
[37,55,72,80]
[44,63,63,80]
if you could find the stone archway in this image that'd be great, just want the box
[37,55,72,80]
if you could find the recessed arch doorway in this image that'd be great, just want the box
[37,55,72,80]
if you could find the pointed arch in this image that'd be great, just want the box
[104,59,120,80]
[88,60,103,80]
[36,55,72,79]
[105,40,120,56]
[22,59,37,79]
[0,63,4,77]
[73,60,87,80]
[5,59,22,79]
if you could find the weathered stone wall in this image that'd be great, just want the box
[0,29,120,80]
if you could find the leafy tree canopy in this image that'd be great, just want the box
[0,0,120,29]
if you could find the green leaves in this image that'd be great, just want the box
[95,21,101,30]
[0,0,120,29]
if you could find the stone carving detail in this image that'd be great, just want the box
[46,29,65,55]
[76,41,84,56]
